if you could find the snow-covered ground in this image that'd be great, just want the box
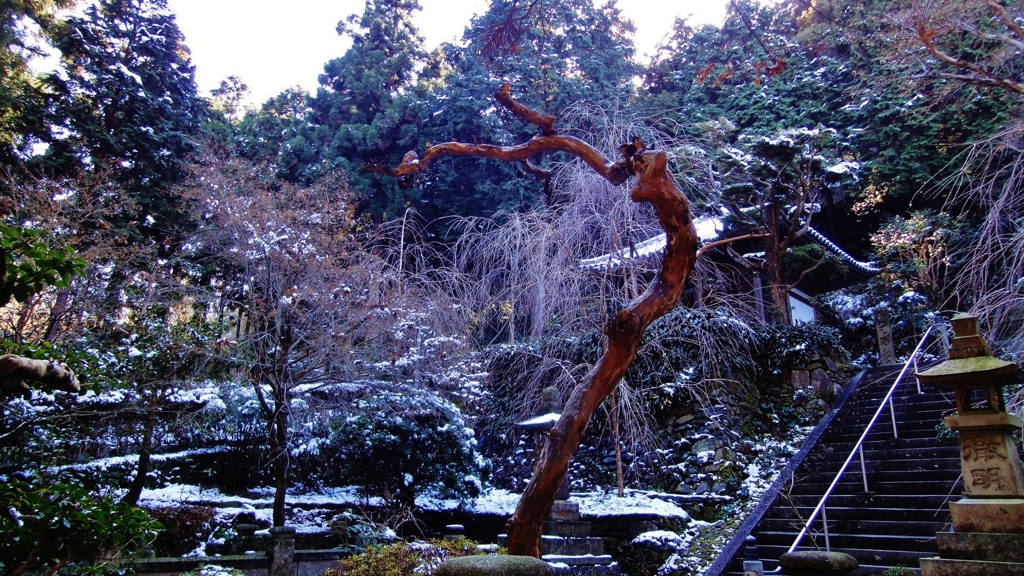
[137,484,690,532]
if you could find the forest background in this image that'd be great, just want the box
[1,0,1022,574]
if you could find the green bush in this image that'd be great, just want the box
[323,539,483,576]
[326,394,485,506]
[0,475,160,576]
[329,512,398,553]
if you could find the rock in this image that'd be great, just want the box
[810,368,834,394]
[674,483,694,495]
[806,398,829,413]
[778,551,858,576]
[696,482,710,494]
[712,482,727,494]
[791,369,811,390]
[692,437,724,454]
[675,414,695,425]
[824,356,838,371]
[435,555,554,576]
[714,447,727,462]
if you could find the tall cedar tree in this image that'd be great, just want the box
[306,0,427,221]
[44,0,203,248]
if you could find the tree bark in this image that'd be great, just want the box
[506,150,696,555]
[271,405,289,527]
[124,397,158,506]
[376,83,698,557]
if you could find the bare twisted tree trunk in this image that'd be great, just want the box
[375,83,698,556]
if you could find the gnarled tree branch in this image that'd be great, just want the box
[375,82,698,557]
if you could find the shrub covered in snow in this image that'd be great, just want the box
[325,390,486,506]
[145,505,216,556]
[818,281,935,363]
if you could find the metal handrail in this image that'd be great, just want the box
[779,324,942,559]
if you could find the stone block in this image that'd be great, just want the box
[791,369,810,390]
[778,551,858,576]
[550,501,581,522]
[548,562,620,576]
[544,521,592,537]
[950,498,1024,533]
[267,526,295,576]
[435,555,554,576]
[956,429,1024,498]
[541,554,614,566]
[810,368,834,394]
[921,557,1024,576]
[540,535,605,556]
[937,531,1024,563]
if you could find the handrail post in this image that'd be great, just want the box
[822,505,831,552]
[914,351,922,394]
[859,445,869,493]
[890,394,898,438]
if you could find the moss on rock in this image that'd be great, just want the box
[434,555,553,576]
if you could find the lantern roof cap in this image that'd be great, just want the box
[916,314,1022,388]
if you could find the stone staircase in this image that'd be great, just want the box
[719,365,961,575]
[499,500,620,575]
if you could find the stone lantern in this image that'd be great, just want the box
[915,314,1024,573]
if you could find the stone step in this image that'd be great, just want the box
[937,532,1024,563]
[726,566,921,576]
[542,554,614,566]
[540,535,605,557]
[920,556,1024,576]
[835,401,955,418]
[544,521,592,537]
[796,469,961,485]
[787,479,961,496]
[548,561,621,576]
[795,458,962,479]
[783,493,955,509]
[824,428,952,442]
[754,531,938,552]
[754,544,936,570]
[821,437,954,452]
[766,506,951,524]
[759,518,948,537]
[806,446,960,463]
[713,366,971,576]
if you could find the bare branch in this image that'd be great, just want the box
[916,23,1024,95]
[696,233,770,258]
[788,244,829,291]
[494,82,557,135]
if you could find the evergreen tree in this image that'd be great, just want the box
[306,0,428,221]
[466,0,637,115]
[411,0,640,221]
[43,0,203,245]
[0,0,73,174]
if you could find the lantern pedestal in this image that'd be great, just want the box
[915,315,1024,575]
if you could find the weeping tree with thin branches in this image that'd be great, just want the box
[899,0,1024,360]
[441,103,763,495]
[374,82,699,557]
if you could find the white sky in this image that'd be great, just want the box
[167,0,730,107]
